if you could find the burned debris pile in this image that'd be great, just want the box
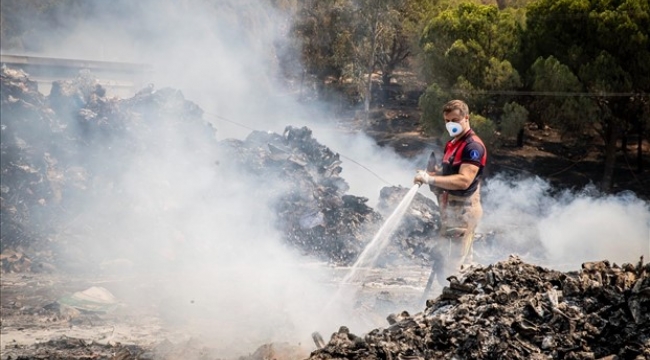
[217,126,385,263]
[309,256,650,360]
[217,127,448,264]
[374,185,441,266]
[1,66,212,270]
[1,67,441,270]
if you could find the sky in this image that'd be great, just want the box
[2,0,649,357]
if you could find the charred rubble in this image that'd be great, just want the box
[3,67,650,360]
[6,257,647,360]
[217,127,444,264]
[0,336,308,360]
[217,126,384,263]
[309,256,650,360]
[375,186,441,266]
[1,66,439,271]
[0,67,215,271]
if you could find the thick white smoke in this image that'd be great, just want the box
[7,0,404,355]
[5,0,649,357]
[538,190,650,269]
[481,175,650,270]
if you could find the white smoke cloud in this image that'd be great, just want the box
[6,0,403,355]
[317,129,421,206]
[481,175,650,270]
[539,190,650,269]
[6,0,649,356]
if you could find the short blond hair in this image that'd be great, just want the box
[442,100,469,117]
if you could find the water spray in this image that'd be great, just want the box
[316,149,441,337]
[340,183,421,285]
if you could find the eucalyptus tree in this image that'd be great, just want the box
[291,0,432,110]
[351,0,424,112]
[291,0,355,87]
[523,0,650,190]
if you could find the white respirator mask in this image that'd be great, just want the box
[445,121,463,137]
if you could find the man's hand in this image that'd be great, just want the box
[413,170,433,185]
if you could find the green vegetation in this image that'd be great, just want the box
[500,101,528,144]
[523,0,650,189]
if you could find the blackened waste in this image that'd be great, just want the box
[1,66,442,269]
[1,68,648,359]
[310,256,649,360]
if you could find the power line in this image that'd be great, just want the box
[206,112,257,131]
[338,154,393,186]
[451,90,648,97]
[204,111,395,186]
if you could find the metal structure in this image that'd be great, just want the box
[1,54,152,98]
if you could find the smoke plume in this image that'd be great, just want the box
[2,0,649,357]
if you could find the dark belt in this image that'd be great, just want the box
[448,199,470,207]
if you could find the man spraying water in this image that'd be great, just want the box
[414,100,487,296]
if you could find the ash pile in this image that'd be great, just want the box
[309,256,650,360]
[0,66,214,270]
[375,186,441,265]
[1,66,440,270]
[217,128,442,264]
[217,126,383,263]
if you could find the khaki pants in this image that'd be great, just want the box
[437,188,483,277]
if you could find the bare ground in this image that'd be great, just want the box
[360,104,650,200]
[2,99,648,360]
[0,264,439,360]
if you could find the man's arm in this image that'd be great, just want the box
[429,163,479,191]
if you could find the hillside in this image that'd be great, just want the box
[354,85,650,201]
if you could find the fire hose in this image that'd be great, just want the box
[420,150,445,303]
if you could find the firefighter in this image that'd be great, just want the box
[414,99,487,282]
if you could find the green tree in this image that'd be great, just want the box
[419,2,523,129]
[500,101,528,146]
[470,113,498,147]
[352,0,401,112]
[420,3,522,87]
[528,56,596,133]
[291,0,354,83]
[523,0,650,190]
[418,82,449,135]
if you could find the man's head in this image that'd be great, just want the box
[442,100,470,138]
[443,100,469,117]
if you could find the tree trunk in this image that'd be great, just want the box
[364,9,379,114]
[637,117,644,172]
[601,119,619,192]
[365,39,377,113]
[364,72,372,113]
[381,71,391,104]
[516,128,524,147]
[299,69,305,101]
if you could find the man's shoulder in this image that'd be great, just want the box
[463,136,486,152]
[463,141,485,161]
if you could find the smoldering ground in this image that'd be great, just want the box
[2,0,376,356]
[2,0,649,358]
